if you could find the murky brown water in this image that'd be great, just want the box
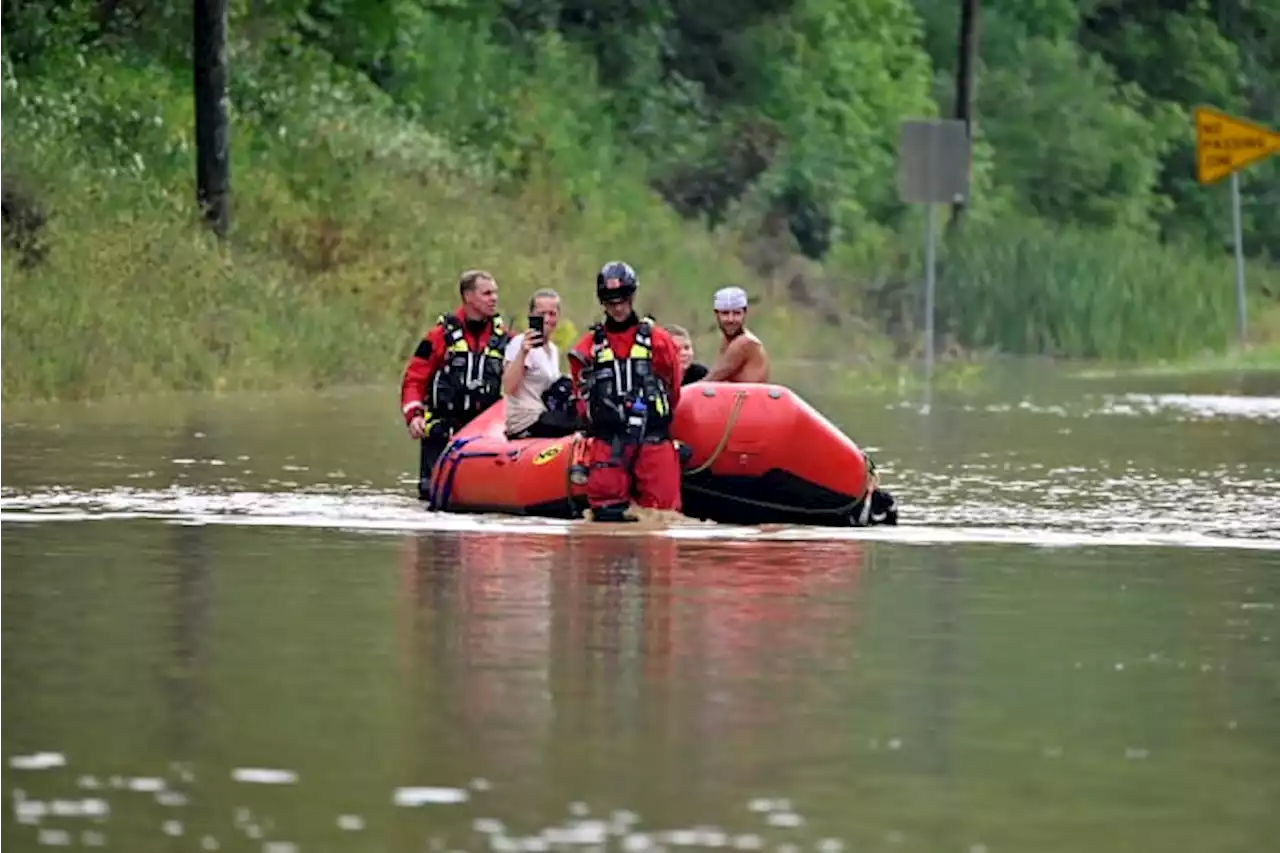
[4,365,1280,851]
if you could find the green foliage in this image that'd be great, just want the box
[0,39,766,402]
[3,0,1280,403]
[747,0,937,255]
[978,37,1182,233]
[961,0,1280,257]
[935,217,1280,360]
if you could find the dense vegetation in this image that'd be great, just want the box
[3,0,1279,401]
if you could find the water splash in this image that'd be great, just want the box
[7,752,874,853]
[2,483,1277,550]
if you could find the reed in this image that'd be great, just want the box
[935,217,1280,361]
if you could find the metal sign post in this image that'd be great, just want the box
[1231,171,1246,343]
[1193,106,1280,347]
[897,119,971,390]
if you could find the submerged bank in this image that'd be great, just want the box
[1071,343,1280,379]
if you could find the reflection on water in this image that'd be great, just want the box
[5,522,1279,852]
[3,527,884,850]
[397,534,871,792]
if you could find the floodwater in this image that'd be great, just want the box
[3,364,1279,852]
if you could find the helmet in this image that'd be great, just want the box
[596,260,638,304]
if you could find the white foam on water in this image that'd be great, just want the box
[16,798,47,823]
[9,752,66,770]
[392,786,470,806]
[156,790,189,807]
[0,774,919,853]
[766,813,804,828]
[49,798,109,818]
[663,828,730,846]
[543,821,609,845]
[1105,393,1280,422]
[622,833,655,852]
[2,484,1278,551]
[231,768,298,785]
[37,828,71,846]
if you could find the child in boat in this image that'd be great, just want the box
[665,324,709,385]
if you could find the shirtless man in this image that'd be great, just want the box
[704,286,771,383]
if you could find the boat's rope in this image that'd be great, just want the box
[427,435,475,511]
[436,446,500,512]
[682,481,863,518]
[563,432,586,516]
[684,389,748,475]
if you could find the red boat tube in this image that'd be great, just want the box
[425,381,892,527]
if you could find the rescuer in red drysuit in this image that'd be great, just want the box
[568,261,684,522]
[400,269,509,501]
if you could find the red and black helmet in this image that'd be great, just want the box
[596,260,638,304]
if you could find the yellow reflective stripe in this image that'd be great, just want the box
[597,349,615,363]
[449,340,469,352]
[630,345,650,358]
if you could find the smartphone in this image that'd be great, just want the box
[527,314,545,345]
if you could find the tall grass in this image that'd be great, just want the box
[933,216,1280,360]
[0,42,769,403]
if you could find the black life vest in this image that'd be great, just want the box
[577,318,673,439]
[428,314,509,422]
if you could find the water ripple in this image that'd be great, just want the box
[6,752,970,853]
[4,387,1277,550]
[2,481,1277,550]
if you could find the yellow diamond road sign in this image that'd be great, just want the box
[1195,106,1280,185]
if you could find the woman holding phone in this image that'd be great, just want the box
[502,288,578,439]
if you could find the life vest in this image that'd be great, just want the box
[428,314,509,421]
[541,376,577,413]
[578,318,672,439]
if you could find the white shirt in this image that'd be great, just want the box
[504,333,562,434]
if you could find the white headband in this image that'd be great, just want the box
[713,286,748,311]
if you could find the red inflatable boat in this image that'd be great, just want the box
[424,382,895,527]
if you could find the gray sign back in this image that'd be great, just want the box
[898,119,971,204]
